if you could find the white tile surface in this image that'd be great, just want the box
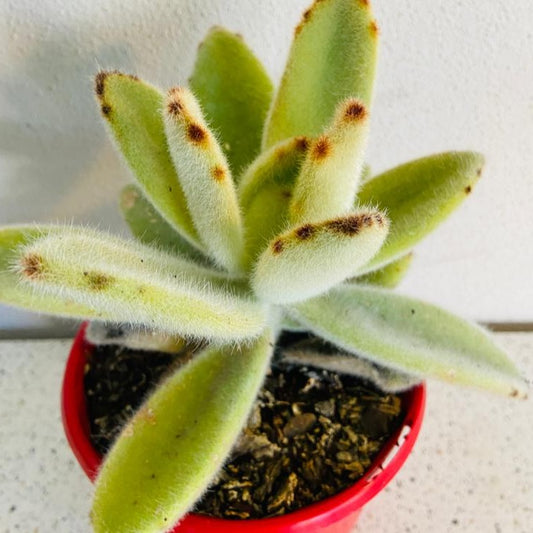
[1,334,531,533]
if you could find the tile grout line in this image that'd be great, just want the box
[483,323,533,332]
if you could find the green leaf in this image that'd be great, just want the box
[263,0,378,147]
[189,27,274,177]
[290,98,370,224]
[120,184,208,264]
[92,331,274,533]
[352,253,413,288]
[95,71,200,248]
[163,87,245,273]
[85,321,187,354]
[252,210,388,304]
[290,285,526,397]
[281,313,307,332]
[0,226,104,319]
[11,227,266,342]
[239,136,308,262]
[356,152,484,273]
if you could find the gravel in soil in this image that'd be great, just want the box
[84,333,405,519]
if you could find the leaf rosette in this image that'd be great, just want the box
[0,1,525,532]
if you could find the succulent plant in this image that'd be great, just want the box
[0,0,526,531]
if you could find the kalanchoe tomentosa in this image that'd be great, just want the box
[0,0,527,532]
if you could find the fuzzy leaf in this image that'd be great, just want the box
[0,226,104,319]
[281,314,307,332]
[163,87,245,273]
[283,342,421,393]
[263,0,378,147]
[252,210,388,304]
[190,27,274,177]
[12,227,266,342]
[120,184,207,264]
[290,285,527,397]
[290,98,370,224]
[239,136,308,262]
[95,72,200,248]
[92,331,273,533]
[356,152,484,273]
[85,321,187,354]
[352,253,413,288]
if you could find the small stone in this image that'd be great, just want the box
[344,426,359,444]
[301,373,321,393]
[233,431,280,459]
[283,413,317,438]
[336,451,354,462]
[291,402,302,415]
[315,398,335,417]
[360,405,390,438]
[267,472,298,512]
[344,461,365,475]
[222,480,253,490]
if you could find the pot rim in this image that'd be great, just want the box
[62,322,425,532]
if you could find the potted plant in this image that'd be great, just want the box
[0,0,526,532]
[63,322,426,533]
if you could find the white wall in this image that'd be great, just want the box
[0,0,532,335]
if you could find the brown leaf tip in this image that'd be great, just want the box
[84,271,113,291]
[326,212,384,236]
[374,213,385,226]
[326,216,362,235]
[187,123,207,145]
[294,0,326,36]
[167,99,183,117]
[275,146,288,161]
[464,185,472,194]
[369,20,379,37]
[295,8,312,36]
[272,238,285,255]
[312,136,331,161]
[101,104,112,116]
[20,253,45,279]
[281,189,292,199]
[95,71,108,98]
[276,137,308,161]
[211,165,226,182]
[295,136,309,152]
[95,70,138,98]
[344,100,367,122]
[166,88,186,118]
[362,214,375,227]
[294,223,316,240]
[167,88,186,117]
[168,86,183,97]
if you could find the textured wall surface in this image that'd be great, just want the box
[0,0,532,334]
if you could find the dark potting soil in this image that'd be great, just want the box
[84,332,405,519]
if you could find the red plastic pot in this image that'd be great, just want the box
[62,323,425,533]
